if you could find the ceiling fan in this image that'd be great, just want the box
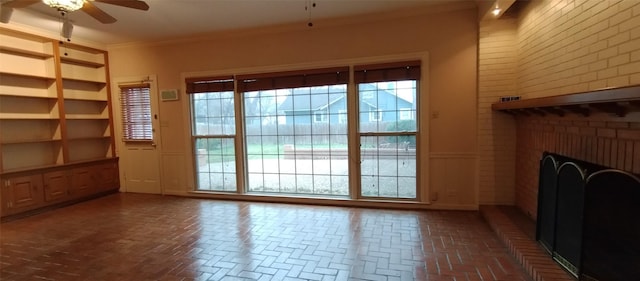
[1,0,149,24]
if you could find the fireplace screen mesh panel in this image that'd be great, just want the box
[536,154,559,254]
[536,152,638,281]
[554,162,587,277]
[582,170,640,281]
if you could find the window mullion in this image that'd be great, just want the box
[234,87,245,194]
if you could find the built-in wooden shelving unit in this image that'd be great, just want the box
[492,85,640,117]
[0,27,118,219]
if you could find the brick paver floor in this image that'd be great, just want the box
[0,193,531,281]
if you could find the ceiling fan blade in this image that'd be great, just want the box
[82,1,116,24]
[3,0,40,8]
[92,0,149,11]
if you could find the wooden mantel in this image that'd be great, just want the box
[492,85,640,117]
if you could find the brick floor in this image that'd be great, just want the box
[0,194,532,281]
[479,205,573,281]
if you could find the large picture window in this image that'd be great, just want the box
[238,67,350,196]
[188,60,421,201]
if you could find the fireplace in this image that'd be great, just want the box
[536,152,640,280]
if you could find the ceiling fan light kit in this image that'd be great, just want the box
[43,0,84,12]
[61,18,73,38]
[2,0,149,25]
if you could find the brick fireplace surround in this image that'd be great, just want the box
[481,111,640,281]
[515,116,640,220]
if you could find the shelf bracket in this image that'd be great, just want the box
[540,107,565,117]
[526,108,546,116]
[565,105,590,117]
[589,102,627,117]
[516,109,531,116]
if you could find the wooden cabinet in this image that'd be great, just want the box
[0,159,119,218]
[69,167,93,198]
[94,162,119,191]
[1,174,45,216]
[43,171,69,202]
[69,161,120,197]
[0,27,119,219]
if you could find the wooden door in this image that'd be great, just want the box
[114,76,161,194]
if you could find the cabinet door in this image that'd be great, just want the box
[95,162,119,192]
[70,167,94,198]
[2,174,44,215]
[43,171,69,202]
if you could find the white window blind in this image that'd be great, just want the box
[119,84,152,141]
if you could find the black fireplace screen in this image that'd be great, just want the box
[535,152,640,281]
[536,155,559,254]
[554,162,586,276]
[582,169,640,281]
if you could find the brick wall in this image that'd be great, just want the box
[517,0,640,98]
[477,0,640,215]
[515,114,640,219]
[511,0,640,218]
[478,19,518,204]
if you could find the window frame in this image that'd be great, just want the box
[354,60,420,200]
[185,59,424,201]
[119,83,153,142]
[187,76,239,192]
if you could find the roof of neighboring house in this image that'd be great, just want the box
[358,83,414,104]
[279,84,412,112]
[279,88,345,112]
